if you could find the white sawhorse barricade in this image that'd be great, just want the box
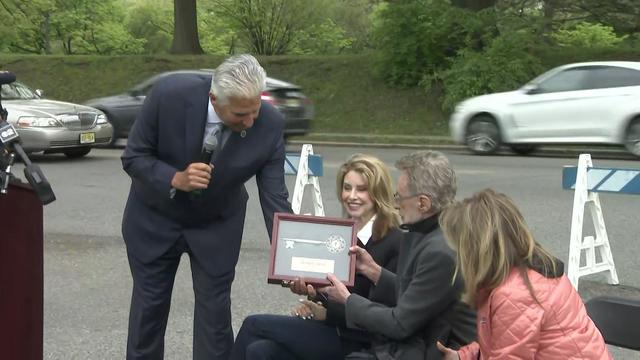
[562,154,640,290]
[284,144,325,216]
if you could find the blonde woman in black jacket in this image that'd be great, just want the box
[230,154,402,360]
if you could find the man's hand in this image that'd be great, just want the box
[319,273,351,304]
[171,163,212,192]
[350,246,382,284]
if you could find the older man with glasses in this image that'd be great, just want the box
[321,150,477,360]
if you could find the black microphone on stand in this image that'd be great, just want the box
[190,131,219,198]
[0,71,56,204]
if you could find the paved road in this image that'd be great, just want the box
[10,145,640,359]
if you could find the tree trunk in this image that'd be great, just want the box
[41,12,51,54]
[170,0,204,54]
[543,0,555,33]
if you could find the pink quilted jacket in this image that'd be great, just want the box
[458,268,612,359]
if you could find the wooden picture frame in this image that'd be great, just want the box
[268,212,357,287]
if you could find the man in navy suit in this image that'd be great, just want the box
[121,54,292,360]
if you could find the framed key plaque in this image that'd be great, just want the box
[268,212,357,287]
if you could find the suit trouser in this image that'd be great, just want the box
[126,235,235,360]
[230,314,346,360]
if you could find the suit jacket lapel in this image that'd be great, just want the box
[184,82,210,163]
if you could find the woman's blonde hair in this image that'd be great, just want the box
[336,154,400,240]
[439,188,557,307]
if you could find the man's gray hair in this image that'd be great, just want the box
[395,150,457,212]
[210,54,266,104]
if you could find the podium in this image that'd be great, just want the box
[0,180,43,360]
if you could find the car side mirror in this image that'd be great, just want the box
[34,89,44,98]
[523,84,541,95]
[129,89,142,97]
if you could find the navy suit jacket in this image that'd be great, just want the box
[121,73,292,274]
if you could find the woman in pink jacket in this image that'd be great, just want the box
[436,189,611,360]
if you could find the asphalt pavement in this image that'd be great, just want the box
[14,138,640,359]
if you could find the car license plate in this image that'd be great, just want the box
[285,99,301,107]
[80,132,95,144]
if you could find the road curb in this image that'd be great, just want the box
[288,139,637,160]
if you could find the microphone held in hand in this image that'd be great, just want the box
[191,131,219,198]
[200,131,218,165]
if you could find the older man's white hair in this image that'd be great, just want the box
[210,54,266,104]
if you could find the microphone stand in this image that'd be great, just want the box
[0,83,56,204]
[0,151,15,194]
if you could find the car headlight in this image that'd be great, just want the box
[96,114,108,125]
[17,116,62,128]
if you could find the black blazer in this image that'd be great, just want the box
[121,73,292,274]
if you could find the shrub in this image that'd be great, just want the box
[552,22,628,48]
[439,31,544,112]
[371,0,490,87]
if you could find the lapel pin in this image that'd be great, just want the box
[240,130,247,138]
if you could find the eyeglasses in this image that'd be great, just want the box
[393,192,428,203]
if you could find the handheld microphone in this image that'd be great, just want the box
[190,131,219,198]
[200,132,218,165]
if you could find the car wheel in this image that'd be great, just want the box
[509,144,537,155]
[466,115,501,154]
[624,117,640,158]
[64,147,91,159]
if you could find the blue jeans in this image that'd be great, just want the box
[230,314,346,360]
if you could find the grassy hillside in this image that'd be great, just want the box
[0,54,448,136]
[2,49,639,137]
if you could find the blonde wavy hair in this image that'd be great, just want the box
[439,189,557,307]
[336,154,400,240]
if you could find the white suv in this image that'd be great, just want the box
[449,61,640,157]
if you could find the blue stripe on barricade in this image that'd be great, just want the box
[562,166,640,194]
[284,153,324,176]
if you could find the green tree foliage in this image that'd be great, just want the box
[371,0,493,86]
[0,0,144,54]
[0,0,56,53]
[552,22,628,47]
[290,18,354,55]
[197,1,239,54]
[439,31,544,111]
[323,0,381,52]
[126,0,173,53]
[212,0,335,55]
[54,0,145,54]
[550,0,639,35]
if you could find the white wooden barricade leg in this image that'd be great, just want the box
[567,154,619,290]
[291,144,325,216]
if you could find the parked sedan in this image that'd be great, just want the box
[84,70,314,145]
[450,61,640,157]
[2,81,112,158]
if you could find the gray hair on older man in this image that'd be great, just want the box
[395,150,457,213]
[210,54,266,105]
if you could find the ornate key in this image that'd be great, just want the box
[281,234,347,254]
